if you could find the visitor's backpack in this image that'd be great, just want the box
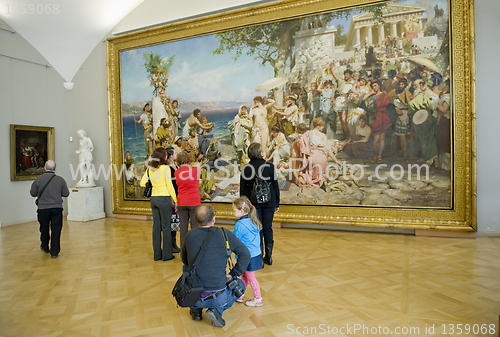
[251,175,271,204]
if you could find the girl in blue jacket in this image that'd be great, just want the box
[232,196,264,306]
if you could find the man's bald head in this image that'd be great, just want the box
[195,204,215,227]
[45,160,56,171]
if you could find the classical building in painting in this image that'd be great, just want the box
[345,4,426,51]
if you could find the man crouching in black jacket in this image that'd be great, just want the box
[181,204,250,327]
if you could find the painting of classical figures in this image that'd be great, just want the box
[119,0,453,209]
[10,125,55,181]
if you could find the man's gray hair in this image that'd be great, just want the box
[195,204,215,226]
[45,160,56,171]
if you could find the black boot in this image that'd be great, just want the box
[171,232,180,253]
[263,243,274,265]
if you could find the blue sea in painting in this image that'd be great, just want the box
[122,109,238,162]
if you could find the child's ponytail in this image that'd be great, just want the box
[248,203,262,230]
[233,196,262,230]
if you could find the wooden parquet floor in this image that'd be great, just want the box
[0,218,499,337]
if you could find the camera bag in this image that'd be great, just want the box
[172,227,216,307]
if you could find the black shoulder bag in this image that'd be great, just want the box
[35,175,56,206]
[143,168,153,198]
[172,227,216,307]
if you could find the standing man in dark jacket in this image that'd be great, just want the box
[30,160,70,258]
[240,142,280,265]
[182,204,250,327]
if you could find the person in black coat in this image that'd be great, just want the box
[240,142,280,265]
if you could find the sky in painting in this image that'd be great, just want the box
[121,35,275,103]
[121,0,448,104]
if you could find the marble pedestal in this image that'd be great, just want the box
[67,186,106,221]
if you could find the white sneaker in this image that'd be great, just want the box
[236,296,244,303]
[245,297,263,307]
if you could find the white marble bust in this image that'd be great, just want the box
[75,129,96,187]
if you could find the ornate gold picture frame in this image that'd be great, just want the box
[10,124,55,181]
[107,0,476,231]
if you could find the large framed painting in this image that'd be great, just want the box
[107,0,476,231]
[10,124,55,181]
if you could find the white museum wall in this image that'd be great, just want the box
[0,21,71,225]
[0,20,111,226]
[67,41,111,217]
[1,0,499,233]
[110,0,265,34]
[475,0,500,234]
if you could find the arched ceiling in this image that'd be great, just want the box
[0,0,266,84]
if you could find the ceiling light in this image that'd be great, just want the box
[64,82,74,91]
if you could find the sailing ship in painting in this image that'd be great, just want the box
[120,0,452,208]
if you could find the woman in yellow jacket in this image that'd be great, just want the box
[140,148,178,261]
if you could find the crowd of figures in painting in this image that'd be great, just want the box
[121,1,452,208]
